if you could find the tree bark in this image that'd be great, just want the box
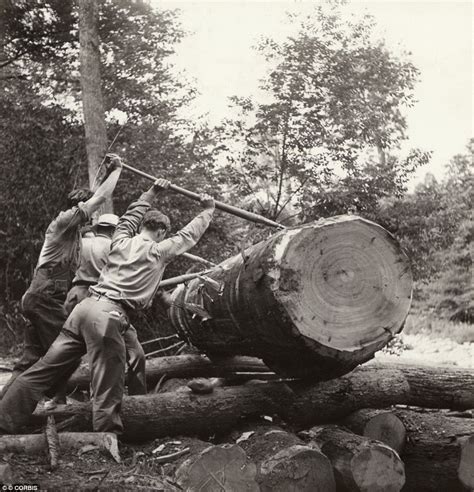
[171,216,412,379]
[235,425,336,492]
[393,409,474,492]
[33,362,474,441]
[342,408,406,454]
[307,425,405,492]
[78,0,110,211]
[67,355,273,391]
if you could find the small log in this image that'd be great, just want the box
[0,432,120,462]
[307,425,405,492]
[32,362,474,441]
[175,443,259,491]
[393,408,474,491]
[67,354,271,390]
[342,409,406,454]
[236,425,336,491]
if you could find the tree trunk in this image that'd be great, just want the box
[307,425,405,492]
[33,362,474,441]
[171,216,412,379]
[342,408,406,454]
[235,425,336,492]
[78,0,111,211]
[393,409,474,492]
[67,355,273,391]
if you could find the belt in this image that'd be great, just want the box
[87,291,130,316]
[72,280,96,288]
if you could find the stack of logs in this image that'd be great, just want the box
[13,354,471,491]
[2,217,472,490]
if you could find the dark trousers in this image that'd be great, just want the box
[1,292,71,399]
[65,285,146,395]
[0,296,130,434]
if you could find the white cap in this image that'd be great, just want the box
[97,213,119,227]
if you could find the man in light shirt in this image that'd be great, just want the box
[64,213,147,395]
[0,178,215,434]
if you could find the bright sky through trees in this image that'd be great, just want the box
[154,0,473,187]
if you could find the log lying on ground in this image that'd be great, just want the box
[33,362,474,441]
[171,215,413,378]
[307,425,405,492]
[0,432,120,462]
[341,409,406,454]
[393,408,474,492]
[235,425,336,491]
[67,354,273,390]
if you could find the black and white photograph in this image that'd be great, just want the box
[0,0,472,490]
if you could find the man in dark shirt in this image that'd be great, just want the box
[0,179,215,434]
[0,155,123,399]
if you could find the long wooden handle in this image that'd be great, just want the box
[122,162,285,229]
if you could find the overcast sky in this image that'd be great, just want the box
[153,0,473,187]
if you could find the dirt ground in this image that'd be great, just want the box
[2,436,209,491]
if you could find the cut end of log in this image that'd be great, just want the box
[364,413,406,455]
[260,444,336,492]
[459,435,474,490]
[351,444,405,492]
[276,216,412,353]
[175,444,259,491]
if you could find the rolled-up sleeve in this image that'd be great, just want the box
[112,190,155,246]
[52,204,90,235]
[152,209,213,262]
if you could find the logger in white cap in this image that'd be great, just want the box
[64,212,147,396]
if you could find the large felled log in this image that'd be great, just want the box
[307,425,405,492]
[67,355,272,390]
[342,409,406,454]
[32,362,474,441]
[393,409,474,491]
[235,425,336,491]
[171,216,413,378]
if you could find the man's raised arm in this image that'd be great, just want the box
[81,153,123,217]
[154,194,215,262]
[112,178,171,243]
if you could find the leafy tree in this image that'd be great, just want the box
[218,2,429,222]
[374,140,473,286]
[0,1,228,339]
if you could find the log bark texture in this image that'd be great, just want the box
[32,362,474,441]
[342,409,406,454]
[171,216,413,378]
[236,425,336,492]
[393,409,474,492]
[307,425,405,492]
[67,355,272,391]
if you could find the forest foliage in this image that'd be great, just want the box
[0,0,471,349]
